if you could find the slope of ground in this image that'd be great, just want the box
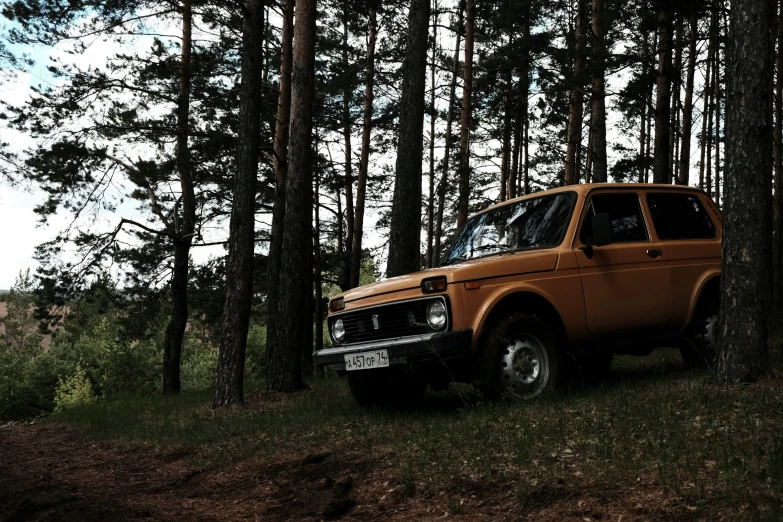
[2,350,783,521]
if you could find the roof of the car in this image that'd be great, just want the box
[470,183,705,220]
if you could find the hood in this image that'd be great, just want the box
[337,250,560,304]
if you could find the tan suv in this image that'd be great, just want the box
[313,184,722,405]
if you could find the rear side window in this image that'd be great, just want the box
[645,193,716,240]
[580,193,649,243]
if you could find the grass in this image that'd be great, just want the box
[52,348,783,520]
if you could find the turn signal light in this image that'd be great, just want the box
[421,276,447,293]
[464,281,481,290]
[329,297,345,312]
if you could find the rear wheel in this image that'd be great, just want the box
[682,301,718,369]
[475,313,562,400]
[347,368,427,407]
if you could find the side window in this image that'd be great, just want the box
[645,193,717,240]
[580,193,649,244]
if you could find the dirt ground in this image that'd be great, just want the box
[0,421,731,522]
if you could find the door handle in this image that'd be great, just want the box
[646,248,662,258]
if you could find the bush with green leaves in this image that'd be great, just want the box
[54,363,97,412]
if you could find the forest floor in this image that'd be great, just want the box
[3,347,783,522]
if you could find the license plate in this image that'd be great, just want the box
[344,350,389,371]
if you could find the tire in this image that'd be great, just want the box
[347,368,427,407]
[681,301,718,369]
[474,313,562,400]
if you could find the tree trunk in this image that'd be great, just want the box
[350,6,377,288]
[500,93,511,202]
[678,13,698,186]
[456,0,474,229]
[775,0,783,310]
[341,1,355,289]
[699,30,713,190]
[265,0,293,388]
[387,0,430,277]
[433,4,464,262]
[714,31,722,204]
[589,0,607,183]
[313,169,324,368]
[639,30,649,183]
[302,181,314,377]
[265,0,316,393]
[163,0,194,395]
[523,111,530,195]
[213,0,265,407]
[669,16,683,184]
[706,13,716,197]
[653,7,673,184]
[565,1,587,186]
[717,0,773,383]
[585,121,593,183]
[508,98,522,199]
[427,10,437,267]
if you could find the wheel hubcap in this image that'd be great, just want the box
[500,335,549,399]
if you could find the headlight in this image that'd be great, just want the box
[332,318,345,343]
[426,301,447,330]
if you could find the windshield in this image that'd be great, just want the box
[440,192,577,266]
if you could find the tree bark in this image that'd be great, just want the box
[433,3,464,262]
[565,1,587,186]
[775,0,783,310]
[163,0,195,394]
[653,6,673,184]
[266,0,316,392]
[387,0,430,277]
[678,13,698,186]
[265,0,293,389]
[456,0,474,228]
[341,1,355,289]
[350,6,377,288]
[589,0,607,183]
[717,0,773,383]
[214,0,265,407]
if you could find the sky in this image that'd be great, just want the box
[0,5,710,290]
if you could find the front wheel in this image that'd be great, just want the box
[474,313,562,400]
[347,368,427,407]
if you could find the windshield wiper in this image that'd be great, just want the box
[470,244,514,255]
[440,255,467,266]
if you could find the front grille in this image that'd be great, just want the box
[330,297,448,345]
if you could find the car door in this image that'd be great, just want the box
[643,191,721,324]
[574,191,672,335]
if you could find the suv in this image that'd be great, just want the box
[313,184,722,405]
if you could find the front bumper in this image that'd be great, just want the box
[312,328,474,369]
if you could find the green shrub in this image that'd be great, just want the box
[54,363,97,412]
[181,333,219,390]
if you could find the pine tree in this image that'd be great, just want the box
[717,0,773,383]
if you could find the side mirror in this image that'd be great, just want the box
[592,213,614,247]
